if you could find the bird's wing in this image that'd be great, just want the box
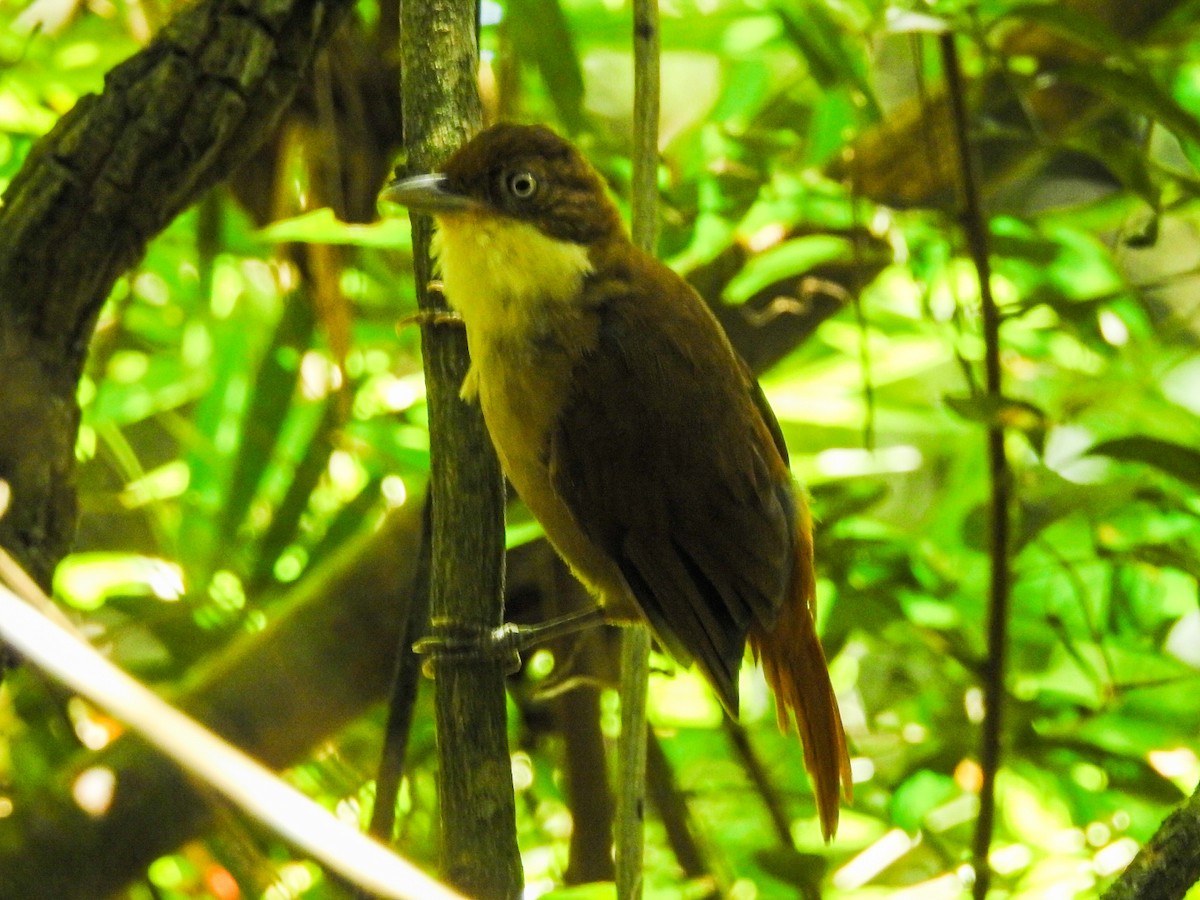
[547,270,795,713]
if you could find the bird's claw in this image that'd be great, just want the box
[412,620,523,676]
[412,608,606,679]
[394,288,464,333]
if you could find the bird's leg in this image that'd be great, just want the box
[413,607,607,673]
[499,606,608,651]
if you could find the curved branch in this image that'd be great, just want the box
[0,0,355,584]
[1101,781,1200,900]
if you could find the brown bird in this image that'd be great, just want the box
[382,123,851,838]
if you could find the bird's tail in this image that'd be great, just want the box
[749,517,851,841]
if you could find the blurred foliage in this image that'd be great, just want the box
[3,0,1200,896]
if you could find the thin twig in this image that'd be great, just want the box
[940,32,1012,900]
[0,555,465,900]
[354,495,435,900]
[615,3,660,899]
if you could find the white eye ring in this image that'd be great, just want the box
[507,171,538,199]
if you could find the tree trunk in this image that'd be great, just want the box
[0,0,356,586]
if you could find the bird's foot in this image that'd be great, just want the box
[395,285,464,332]
[412,608,607,676]
[412,620,523,675]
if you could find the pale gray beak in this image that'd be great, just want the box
[379,173,478,213]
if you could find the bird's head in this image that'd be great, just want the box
[381,125,630,328]
[381,123,624,247]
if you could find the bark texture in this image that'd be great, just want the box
[399,0,524,895]
[0,0,355,585]
[1101,780,1200,900]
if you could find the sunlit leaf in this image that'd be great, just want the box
[540,883,616,900]
[724,235,854,303]
[998,769,1074,845]
[884,8,948,34]
[260,208,412,248]
[506,516,545,550]
[891,769,959,831]
[55,553,185,611]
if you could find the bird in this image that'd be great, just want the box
[381,123,851,839]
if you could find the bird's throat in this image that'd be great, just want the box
[432,213,594,336]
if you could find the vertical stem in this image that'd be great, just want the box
[616,625,651,900]
[400,2,522,898]
[940,33,1011,900]
[630,0,660,254]
[616,4,659,899]
[363,495,434,850]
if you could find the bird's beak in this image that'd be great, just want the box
[379,173,478,213]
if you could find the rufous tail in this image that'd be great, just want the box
[749,527,851,841]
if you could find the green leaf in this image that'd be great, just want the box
[1087,436,1200,490]
[776,4,880,122]
[998,768,1074,845]
[259,208,412,248]
[891,770,959,831]
[724,235,854,303]
[214,289,317,565]
[54,552,184,611]
[305,475,388,570]
[1114,542,1200,582]
[540,883,616,900]
[988,232,1061,266]
[0,86,58,134]
[754,848,828,890]
[883,8,949,35]
[506,516,545,550]
[248,403,339,589]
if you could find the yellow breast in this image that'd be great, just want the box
[430,211,633,608]
[433,212,593,344]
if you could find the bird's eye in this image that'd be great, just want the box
[506,171,538,199]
